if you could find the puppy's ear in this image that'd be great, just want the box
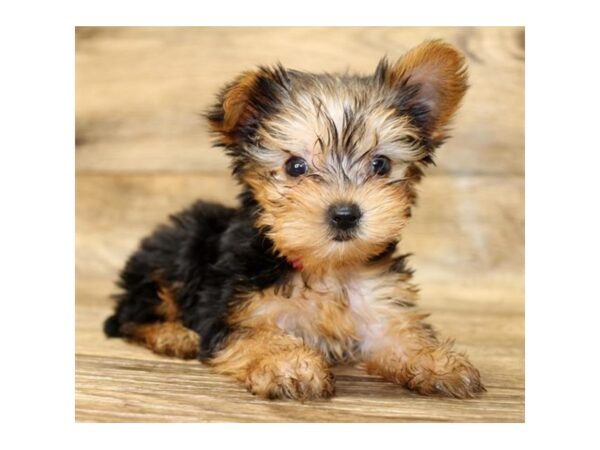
[206,65,290,147]
[377,40,468,143]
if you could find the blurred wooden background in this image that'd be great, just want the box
[75,27,524,422]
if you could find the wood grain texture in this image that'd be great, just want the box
[76,354,523,422]
[75,27,524,422]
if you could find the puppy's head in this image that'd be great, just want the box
[207,40,468,272]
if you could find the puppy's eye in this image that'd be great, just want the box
[285,156,308,177]
[371,155,391,176]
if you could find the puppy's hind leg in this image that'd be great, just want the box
[104,272,200,359]
[120,321,200,360]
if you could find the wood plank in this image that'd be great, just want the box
[76,353,523,422]
[76,27,523,175]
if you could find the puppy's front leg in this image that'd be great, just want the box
[209,328,335,400]
[362,312,485,398]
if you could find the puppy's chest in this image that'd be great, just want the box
[233,268,417,361]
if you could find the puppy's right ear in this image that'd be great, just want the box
[206,65,290,147]
[375,40,468,145]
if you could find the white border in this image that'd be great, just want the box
[2,0,599,448]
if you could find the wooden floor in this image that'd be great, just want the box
[75,27,524,422]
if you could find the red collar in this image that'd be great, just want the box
[288,257,304,271]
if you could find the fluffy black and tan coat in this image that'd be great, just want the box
[104,40,485,400]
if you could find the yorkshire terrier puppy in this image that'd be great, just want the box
[104,40,484,400]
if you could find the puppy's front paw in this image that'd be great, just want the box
[245,353,335,401]
[405,344,485,398]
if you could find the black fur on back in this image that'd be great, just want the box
[103,190,293,359]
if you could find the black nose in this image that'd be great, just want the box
[328,203,362,230]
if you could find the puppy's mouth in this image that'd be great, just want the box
[331,230,357,242]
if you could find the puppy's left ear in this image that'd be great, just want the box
[377,40,468,144]
[206,65,290,148]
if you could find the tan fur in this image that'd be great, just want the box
[387,40,468,140]
[243,170,414,275]
[155,285,180,322]
[123,321,200,359]
[221,71,260,133]
[207,70,264,146]
[365,340,485,398]
[209,329,335,400]
[150,272,182,321]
